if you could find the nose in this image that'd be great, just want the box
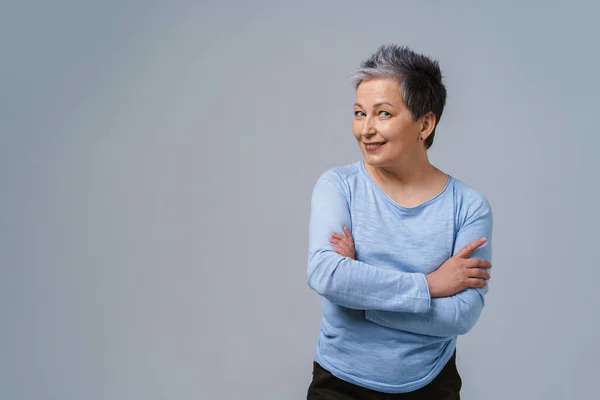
[360,115,376,137]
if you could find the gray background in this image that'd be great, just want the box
[1,1,598,399]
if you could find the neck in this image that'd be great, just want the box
[365,150,440,188]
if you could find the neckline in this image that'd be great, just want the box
[358,160,453,211]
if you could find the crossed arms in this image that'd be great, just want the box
[307,175,493,338]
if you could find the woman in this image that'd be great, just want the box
[306,45,493,399]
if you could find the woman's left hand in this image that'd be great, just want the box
[329,226,356,260]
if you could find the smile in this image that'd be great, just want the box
[364,142,387,151]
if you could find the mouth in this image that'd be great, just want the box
[363,141,387,151]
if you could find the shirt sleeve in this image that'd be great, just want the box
[307,172,432,313]
[364,195,493,337]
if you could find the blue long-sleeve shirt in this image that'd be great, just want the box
[307,161,493,393]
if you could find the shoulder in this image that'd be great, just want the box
[452,178,491,209]
[313,161,361,194]
[317,161,361,183]
[451,177,493,227]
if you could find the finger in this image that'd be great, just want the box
[467,258,492,269]
[466,278,487,289]
[331,232,344,239]
[336,239,352,254]
[456,237,487,258]
[331,231,354,254]
[332,232,352,247]
[469,269,491,281]
[343,226,354,243]
[333,245,352,258]
[329,234,346,245]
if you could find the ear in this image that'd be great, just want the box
[418,112,437,141]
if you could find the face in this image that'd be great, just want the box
[353,78,433,168]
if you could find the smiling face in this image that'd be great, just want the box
[352,77,434,168]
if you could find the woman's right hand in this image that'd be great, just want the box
[425,238,492,298]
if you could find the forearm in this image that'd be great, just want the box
[308,250,431,313]
[364,287,486,337]
[307,174,431,313]
[365,193,494,336]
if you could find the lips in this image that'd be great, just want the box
[364,142,387,151]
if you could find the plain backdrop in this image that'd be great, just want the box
[1,1,599,399]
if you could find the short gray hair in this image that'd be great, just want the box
[350,45,447,149]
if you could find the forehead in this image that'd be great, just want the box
[355,78,404,106]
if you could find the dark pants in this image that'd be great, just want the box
[307,351,461,400]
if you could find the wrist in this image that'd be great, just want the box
[425,274,438,298]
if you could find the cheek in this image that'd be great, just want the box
[382,120,417,143]
[352,121,361,139]
[377,121,400,141]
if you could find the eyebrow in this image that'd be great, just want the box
[354,101,395,108]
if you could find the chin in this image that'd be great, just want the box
[363,153,391,167]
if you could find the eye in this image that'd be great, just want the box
[378,110,392,117]
[354,110,366,117]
